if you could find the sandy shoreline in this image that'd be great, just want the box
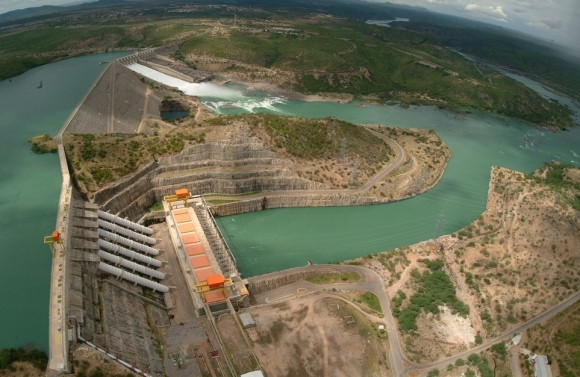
[224,79,355,104]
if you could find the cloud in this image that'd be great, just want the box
[464,3,508,21]
[542,19,563,30]
[527,19,563,30]
[512,7,526,13]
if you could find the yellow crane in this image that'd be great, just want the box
[194,275,232,293]
[164,188,190,208]
[43,231,63,256]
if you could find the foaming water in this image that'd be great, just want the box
[127,63,244,99]
[127,63,288,112]
[204,96,287,114]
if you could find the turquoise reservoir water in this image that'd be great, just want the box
[0,52,129,351]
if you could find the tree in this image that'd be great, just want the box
[491,342,507,359]
[427,369,440,377]
[468,353,480,365]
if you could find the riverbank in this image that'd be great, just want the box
[232,79,354,104]
[345,163,580,368]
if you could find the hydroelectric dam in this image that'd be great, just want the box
[45,49,253,377]
[44,49,395,377]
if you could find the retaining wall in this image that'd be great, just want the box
[211,194,387,217]
[247,266,354,295]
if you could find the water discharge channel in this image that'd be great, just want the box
[0,55,579,351]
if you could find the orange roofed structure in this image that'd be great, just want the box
[175,188,189,198]
[207,275,225,289]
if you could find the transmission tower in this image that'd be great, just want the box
[433,211,446,249]
[350,162,358,186]
[339,137,347,163]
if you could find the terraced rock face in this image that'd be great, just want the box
[91,134,325,220]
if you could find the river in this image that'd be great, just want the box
[1,55,579,351]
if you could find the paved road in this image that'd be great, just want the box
[107,62,116,133]
[205,129,406,201]
[251,264,580,377]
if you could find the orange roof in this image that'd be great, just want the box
[172,208,188,215]
[175,188,189,198]
[174,213,191,223]
[207,275,225,289]
[181,233,199,245]
[52,231,60,242]
[178,223,195,233]
[195,267,215,283]
[189,255,210,269]
[185,243,205,256]
[204,290,226,304]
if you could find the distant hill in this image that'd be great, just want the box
[0,0,126,25]
[0,5,64,23]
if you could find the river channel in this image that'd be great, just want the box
[1,54,579,351]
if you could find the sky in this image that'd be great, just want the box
[375,0,580,52]
[0,0,578,52]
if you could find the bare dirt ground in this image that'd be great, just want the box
[215,313,259,376]
[365,126,450,200]
[348,164,580,367]
[68,344,135,376]
[441,166,580,340]
[245,293,390,377]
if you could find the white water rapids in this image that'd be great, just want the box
[126,63,287,114]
